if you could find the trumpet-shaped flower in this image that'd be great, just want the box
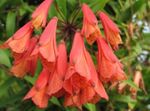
[24,68,50,108]
[31,17,58,72]
[63,32,108,107]
[130,70,146,98]
[39,17,58,63]
[81,4,101,45]
[0,22,33,53]
[96,37,126,83]
[47,41,67,96]
[11,37,38,78]
[32,0,53,29]
[98,12,122,50]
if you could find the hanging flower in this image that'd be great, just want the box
[31,0,53,29]
[11,37,38,77]
[0,22,33,53]
[98,12,122,50]
[31,17,58,72]
[96,37,126,83]
[63,32,108,107]
[81,3,101,45]
[24,68,50,108]
[130,70,146,98]
[39,17,58,62]
[0,0,131,109]
[47,41,68,97]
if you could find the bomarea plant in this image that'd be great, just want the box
[0,0,146,110]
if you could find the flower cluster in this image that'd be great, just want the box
[0,0,126,109]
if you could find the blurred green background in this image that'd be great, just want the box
[0,0,150,111]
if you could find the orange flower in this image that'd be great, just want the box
[81,3,101,45]
[47,41,67,97]
[98,12,122,50]
[63,32,108,107]
[11,37,38,78]
[32,0,53,29]
[31,17,58,72]
[96,37,126,83]
[24,68,50,108]
[39,17,58,62]
[0,22,33,53]
[130,70,146,98]
[64,74,98,108]
[118,82,128,94]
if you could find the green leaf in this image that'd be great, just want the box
[128,101,137,109]
[35,108,45,111]
[48,3,57,19]
[124,79,140,90]
[81,0,110,12]
[133,43,142,54]
[19,3,33,16]
[24,60,42,85]
[112,94,137,108]
[24,76,36,85]
[80,0,92,4]
[113,95,137,103]
[22,2,34,13]
[6,11,16,37]
[65,107,77,111]
[0,0,7,8]
[120,0,145,21]
[141,33,150,46]
[56,0,67,18]
[50,96,62,107]
[0,77,16,97]
[84,103,96,111]
[90,0,110,12]
[0,49,11,67]
[67,0,77,7]
[0,88,24,107]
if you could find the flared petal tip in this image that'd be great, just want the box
[122,74,128,81]
[98,11,105,17]
[23,96,29,101]
[52,16,58,21]
[104,94,109,101]
[23,93,32,101]
[81,3,98,24]
[98,12,111,23]
[82,3,90,11]
[82,3,87,7]
[35,102,48,109]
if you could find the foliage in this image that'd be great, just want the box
[0,0,150,111]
